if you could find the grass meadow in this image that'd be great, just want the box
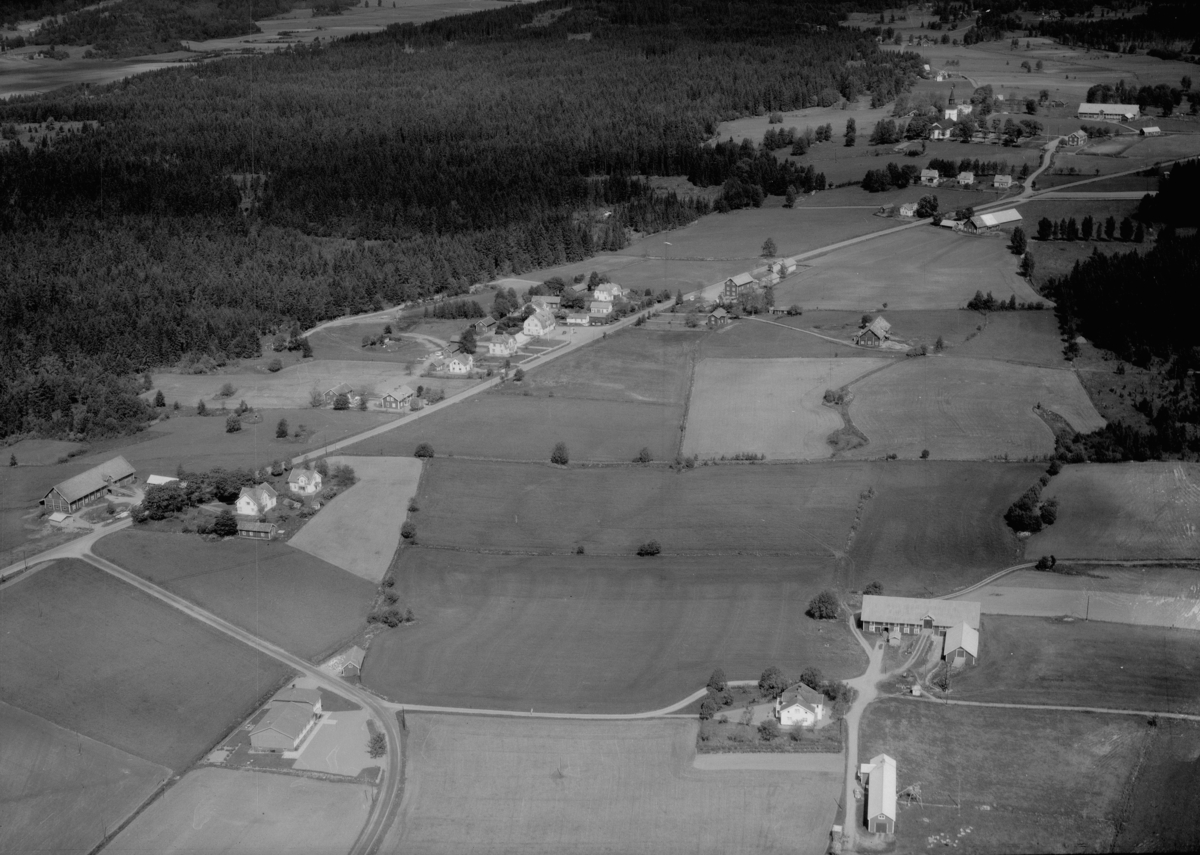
[1028,463,1200,560]
[772,227,1041,312]
[414,458,872,557]
[848,461,1041,596]
[344,393,684,463]
[948,615,1200,715]
[363,548,865,712]
[683,357,889,460]
[859,698,1149,854]
[844,357,1104,460]
[308,322,433,364]
[106,767,372,855]
[1112,718,1200,852]
[0,559,289,770]
[95,531,375,661]
[950,311,1066,367]
[387,715,842,855]
[0,700,169,855]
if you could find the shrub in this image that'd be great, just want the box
[1040,498,1059,525]
[401,521,416,540]
[863,581,883,596]
[920,448,930,459]
[268,358,282,372]
[575,544,585,554]
[758,666,788,699]
[408,498,419,512]
[276,418,288,439]
[153,390,166,407]
[218,382,236,398]
[707,668,727,693]
[758,720,781,741]
[513,367,525,381]
[212,510,238,537]
[382,609,403,627]
[368,732,387,758]
[633,447,653,464]
[225,415,241,433]
[636,539,661,556]
[789,727,805,742]
[806,589,840,620]
[699,697,717,720]
[414,442,435,458]
[197,400,207,416]
[551,442,569,465]
[333,393,350,410]
[799,666,824,689]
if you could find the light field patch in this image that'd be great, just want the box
[289,455,421,583]
[684,357,887,460]
[1028,462,1200,560]
[387,715,842,855]
[845,357,1104,460]
[106,767,372,855]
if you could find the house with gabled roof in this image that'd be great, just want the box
[920,168,941,187]
[237,520,277,540]
[721,272,755,304]
[274,687,323,713]
[287,466,322,495]
[327,646,366,679]
[524,307,556,337]
[593,282,623,302]
[854,316,892,347]
[707,307,729,328]
[236,483,278,517]
[323,382,355,406]
[483,334,520,356]
[928,121,952,141]
[861,595,980,636]
[956,171,974,186]
[861,754,897,834]
[381,381,416,410]
[944,621,979,666]
[250,703,317,752]
[993,174,1014,190]
[473,316,498,334]
[776,683,827,727]
[445,353,474,374]
[42,456,137,514]
[1064,130,1088,147]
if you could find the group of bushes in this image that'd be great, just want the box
[369,574,415,628]
[965,290,1045,312]
[1003,459,1060,534]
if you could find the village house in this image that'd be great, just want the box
[919,168,940,187]
[898,202,918,218]
[380,381,416,410]
[237,520,277,540]
[564,312,591,326]
[707,307,729,328]
[1140,126,1161,136]
[721,272,755,304]
[993,174,1013,190]
[861,594,981,637]
[524,307,556,337]
[965,208,1022,232]
[776,684,826,727]
[287,466,322,495]
[860,754,897,835]
[943,621,980,666]
[531,294,561,310]
[593,282,623,302]
[473,316,497,334]
[588,300,614,317]
[444,353,474,374]
[236,483,278,517]
[42,456,137,515]
[853,316,892,347]
[928,121,952,141]
[249,690,321,753]
[775,259,797,277]
[484,334,520,356]
[956,171,974,186]
[327,646,366,679]
[1077,102,1139,121]
[323,382,358,407]
[1064,130,1088,147]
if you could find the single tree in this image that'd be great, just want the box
[333,392,350,410]
[1037,217,1053,241]
[213,509,238,537]
[225,415,241,433]
[218,381,236,398]
[1133,222,1145,243]
[9,453,17,466]
[1065,217,1079,242]
[920,448,930,459]
[1010,225,1027,255]
[915,194,938,218]
[315,458,329,478]
[513,367,525,382]
[634,447,653,464]
[934,335,945,352]
[153,389,165,407]
[758,720,781,741]
[1104,215,1117,240]
[197,400,208,416]
[761,237,777,257]
[460,326,477,354]
[368,732,387,758]
[401,520,416,540]
[357,393,368,411]
[637,539,662,556]
[276,418,288,438]
[1119,216,1134,241]
[807,589,840,620]
[784,185,798,208]
[758,666,789,699]
[414,442,435,458]
[551,442,569,465]
[300,337,313,358]
[268,358,282,372]
[309,387,324,408]
[1019,252,1035,279]
[799,667,824,689]
[1081,215,1094,241]
[707,669,727,693]
[864,581,884,595]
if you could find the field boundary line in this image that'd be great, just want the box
[904,694,1200,721]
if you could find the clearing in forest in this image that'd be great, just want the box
[386,715,842,855]
[683,357,888,460]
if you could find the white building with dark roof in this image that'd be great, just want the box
[861,595,980,636]
[862,753,897,834]
[776,684,827,727]
[944,621,980,666]
[1077,103,1139,121]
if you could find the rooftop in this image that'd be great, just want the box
[862,595,981,630]
[48,456,136,503]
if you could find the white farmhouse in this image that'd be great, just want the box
[287,467,322,496]
[775,684,827,727]
[524,308,556,337]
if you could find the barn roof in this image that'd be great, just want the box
[382,382,415,400]
[48,456,136,504]
[969,209,1022,229]
[527,308,555,327]
[326,382,353,396]
[725,272,755,287]
[945,621,979,657]
[237,520,276,534]
[1077,102,1139,114]
[862,595,981,630]
[866,754,897,820]
[779,683,825,713]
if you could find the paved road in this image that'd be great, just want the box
[1034,190,1153,200]
[905,693,1200,722]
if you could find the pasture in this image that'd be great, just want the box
[950,310,1066,367]
[498,328,700,407]
[0,559,289,770]
[289,455,421,583]
[3,437,84,465]
[844,357,1104,460]
[1028,463,1200,560]
[848,461,1042,596]
[947,615,1200,714]
[363,548,865,712]
[308,322,433,364]
[695,317,879,360]
[0,701,169,855]
[683,357,889,460]
[344,394,684,462]
[859,698,1149,855]
[772,227,1041,311]
[95,531,375,660]
[1112,718,1200,853]
[784,137,1043,188]
[414,458,872,557]
[106,767,372,855]
[387,715,842,855]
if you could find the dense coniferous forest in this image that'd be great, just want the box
[0,0,922,439]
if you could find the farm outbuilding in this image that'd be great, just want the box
[250,703,317,752]
[1077,103,1139,121]
[236,520,277,540]
[861,754,897,835]
[473,317,497,334]
[145,474,178,487]
[42,456,137,514]
[854,317,891,347]
[327,646,366,679]
[944,621,979,666]
[966,209,1021,232]
[1140,126,1161,136]
[861,595,980,636]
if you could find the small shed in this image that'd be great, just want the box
[145,474,179,487]
[944,621,980,666]
[1140,126,1161,136]
[237,520,277,540]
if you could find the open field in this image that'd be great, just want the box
[784,138,1044,188]
[683,357,889,460]
[308,322,434,364]
[947,615,1200,714]
[106,767,372,855]
[344,393,683,462]
[415,458,872,556]
[1019,199,1139,232]
[387,715,842,855]
[1056,132,1200,174]
[289,455,421,583]
[0,700,169,855]
[1028,463,1200,560]
[949,311,1066,367]
[800,309,990,351]
[497,327,699,406]
[0,559,289,770]
[712,97,896,147]
[95,531,374,660]
[1112,718,1200,852]
[860,698,1148,854]
[0,462,98,569]
[844,357,1104,460]
[773,227,1041,311]
[364,548,865,712]
[3,437,85,465]
[849,461,1040,596]
[694,316,880,359]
